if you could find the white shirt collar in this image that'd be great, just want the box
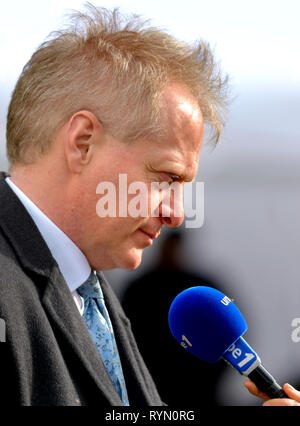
[6,177,91,292]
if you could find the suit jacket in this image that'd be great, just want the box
[0,172,163,406]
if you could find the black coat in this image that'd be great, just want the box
[0,172,163,406]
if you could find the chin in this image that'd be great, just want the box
[119,249,144,271]
[121,257,142,271]
[89,247,144,272]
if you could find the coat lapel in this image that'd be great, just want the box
[41,265,123,405]
[42,267,162,406]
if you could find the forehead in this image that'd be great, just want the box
[150,85,204,181]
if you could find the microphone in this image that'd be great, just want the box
[168,286,288,399]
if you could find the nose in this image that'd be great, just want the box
[161,210,184,228]
[159,186,185,229]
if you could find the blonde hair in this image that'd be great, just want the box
[6,3,229,165]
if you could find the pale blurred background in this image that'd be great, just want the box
[1,0,299,406]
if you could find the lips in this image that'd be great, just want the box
[140,229,161,240]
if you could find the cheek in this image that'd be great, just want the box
[147,185,162,217]
[123,182,154,219]
[104,217,142,242]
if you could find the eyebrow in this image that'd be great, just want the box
[148,164,196,183]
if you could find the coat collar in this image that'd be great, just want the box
[0,172,55,277]
[5,176,91,292]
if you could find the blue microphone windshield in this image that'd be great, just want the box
[168,286,248,363]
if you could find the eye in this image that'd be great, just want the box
[162,173,182,184]
[169,174,180,183]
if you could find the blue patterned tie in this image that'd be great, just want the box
[77,271,129,406]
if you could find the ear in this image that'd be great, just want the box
[64,110,103,173]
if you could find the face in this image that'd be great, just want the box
[75,85,204,271]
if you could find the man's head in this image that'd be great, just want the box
[7,4,227,165]
[7,4,228,271]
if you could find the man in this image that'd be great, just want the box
[0,4,230,406]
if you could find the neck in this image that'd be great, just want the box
[10,160,77,238]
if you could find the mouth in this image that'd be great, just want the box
[139,229,161,243]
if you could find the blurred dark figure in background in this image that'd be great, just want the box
[122,230,227,406]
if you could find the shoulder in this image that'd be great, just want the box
[0,224,46,324]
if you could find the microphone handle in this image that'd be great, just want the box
[247,364,288,399]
